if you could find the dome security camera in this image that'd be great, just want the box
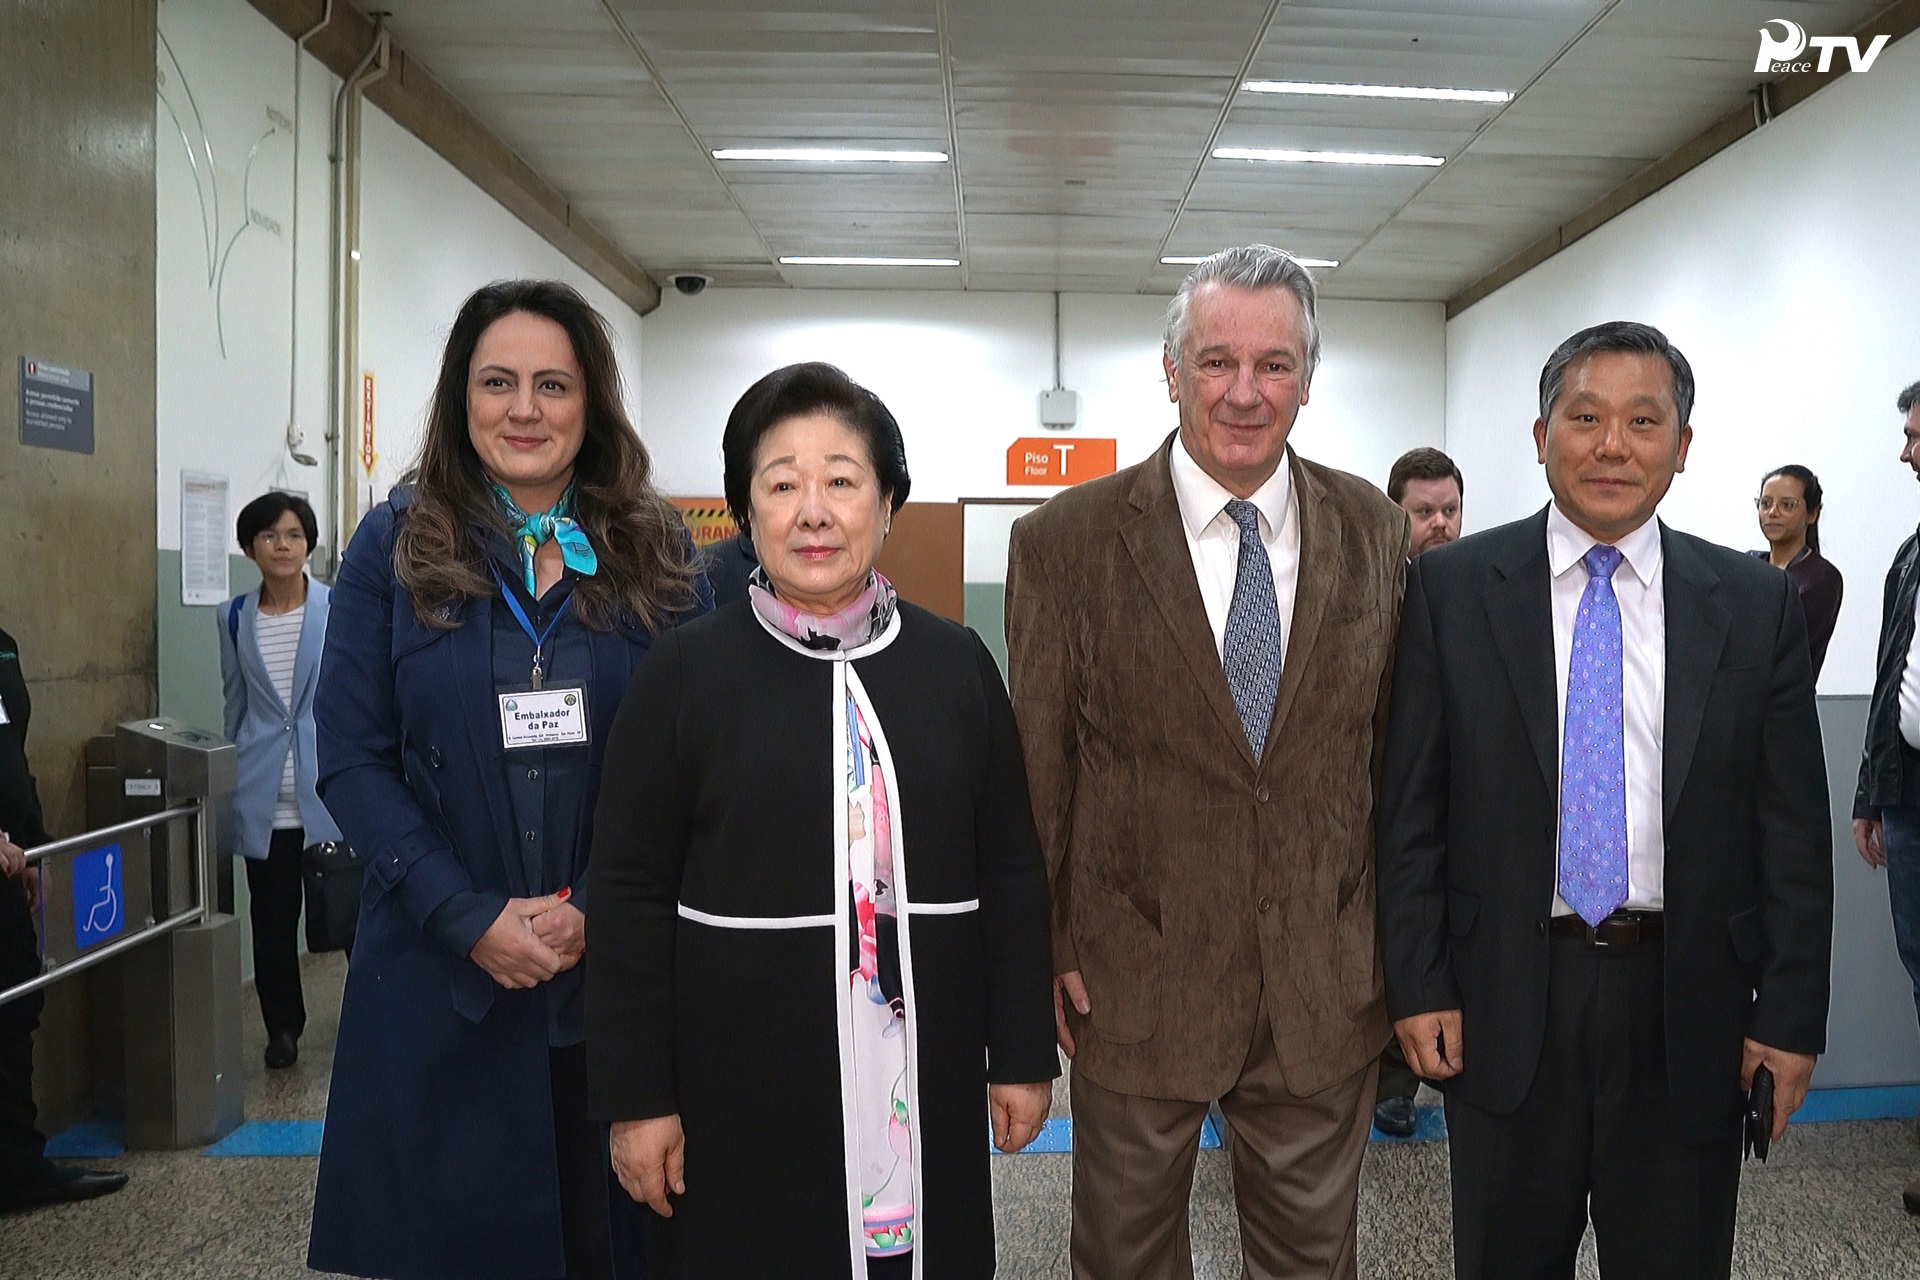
[671,273,711,297]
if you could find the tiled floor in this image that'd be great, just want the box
[4,952,1919,1278]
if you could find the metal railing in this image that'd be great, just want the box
[0,802,209,1007]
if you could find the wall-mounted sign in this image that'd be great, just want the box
[1006,437,1117,486]
[19,357,95,454]
[180,471,231,606]
[670,498,739,548]
[360,372,377,476]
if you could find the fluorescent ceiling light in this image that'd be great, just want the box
[1214,146,1444,167]
[713,148,948,163]
[779,256,961,267]
[1242,80,1512,104]
[1162,254,1338,268]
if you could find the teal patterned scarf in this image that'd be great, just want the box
[492,480,598,598]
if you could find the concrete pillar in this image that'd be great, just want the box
[0,0,160,1134]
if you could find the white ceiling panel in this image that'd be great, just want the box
[367,0,1906,299]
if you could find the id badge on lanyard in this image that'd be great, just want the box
[493,568,590,751]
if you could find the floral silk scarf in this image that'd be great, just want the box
[749,570,915,1256]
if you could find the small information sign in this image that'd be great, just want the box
[71,843,126,949]
[1006,437,1117,486]
[19,357,95,454]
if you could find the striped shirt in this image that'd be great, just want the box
[255,605,305,829]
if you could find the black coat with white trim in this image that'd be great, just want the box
[587,598,1058,1279]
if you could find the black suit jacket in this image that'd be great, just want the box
[1377,508,1833,1143]
[0,627,51,849]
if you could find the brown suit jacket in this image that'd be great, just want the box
[1006,433,1407,1101]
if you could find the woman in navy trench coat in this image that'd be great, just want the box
[308,280,707,1280]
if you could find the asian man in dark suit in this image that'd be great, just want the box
[1376,322,1833,1279]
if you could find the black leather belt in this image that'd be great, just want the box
[1548,909,1664,946]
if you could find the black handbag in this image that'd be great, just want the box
[301,841,363,953]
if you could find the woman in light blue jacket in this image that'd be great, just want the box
[218,491,341,1070]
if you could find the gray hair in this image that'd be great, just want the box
[1537,321,1695,428]
[1163,245,1321,376]
[1897,380,1920,415]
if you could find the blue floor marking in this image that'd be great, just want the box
[988,1085,1920,1155]
[202,1120,324,1157]
[1370,1106,1450,1143]
[991,1114,1230,1155]
[45,1120,126,1159]
[48,1087,1920,1162]
[1789,1084,1920,1124]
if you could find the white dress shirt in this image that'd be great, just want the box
[1546,502,1667,915]
[1901,588,1920,749]
[1168,435,1301,666]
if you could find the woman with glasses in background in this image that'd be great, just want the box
[218,491,341,1070]
[1753,464,1845,680]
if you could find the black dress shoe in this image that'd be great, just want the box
[1,1168,130,1212]
[1373,1095,1419,1138]
[264,1029,299,1069]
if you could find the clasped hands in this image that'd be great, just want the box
[611,1081,1052,1217]
[469,888,584,989]
[1393,1010,1817,1143]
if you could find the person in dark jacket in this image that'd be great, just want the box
[307,280,708,1280]
[0,628,128,1213]
[1751,464,1844,680]
[1378,323,1832,1278]
[1852,379,1920,1214]
[587,363,1057,1279]
[700,531,755,607]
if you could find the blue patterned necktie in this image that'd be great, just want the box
[1559,544,1629,927]
[1221,499,1282,758]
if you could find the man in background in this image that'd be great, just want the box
[1369,445,1467,1138]
[1851,379,1920,1213]
[0,625,129,1213]
[1389,447,1464,557]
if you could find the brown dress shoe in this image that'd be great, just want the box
[1904,1176,1920,1215]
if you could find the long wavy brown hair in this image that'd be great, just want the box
[393,279,697,631]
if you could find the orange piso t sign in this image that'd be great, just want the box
[1006,437,1117,486]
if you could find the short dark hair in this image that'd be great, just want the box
[1760,464,1825,554]
[722,362,911,539]
[1897,380,1920,415]
[1387,448,1463,505]
[1538,321,1695,428]
[236,491,317,551]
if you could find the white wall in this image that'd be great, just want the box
[640,289,1445,502]
[356,110,644,508]
[155,0,645,558]
[1445,31,1920,697]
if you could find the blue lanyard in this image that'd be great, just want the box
[491,566,572,690]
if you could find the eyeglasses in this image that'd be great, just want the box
[253,529,309,547]
[1754,497,1802,514]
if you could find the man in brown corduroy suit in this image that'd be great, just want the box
[1006,245,1408,1279]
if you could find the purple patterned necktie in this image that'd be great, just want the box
[1558,544,1629,927]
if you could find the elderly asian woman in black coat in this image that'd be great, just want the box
[586,363,1058,1279]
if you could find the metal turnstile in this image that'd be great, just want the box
[3,717,244,1149]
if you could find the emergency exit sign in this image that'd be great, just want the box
[1006,437,1116,486]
